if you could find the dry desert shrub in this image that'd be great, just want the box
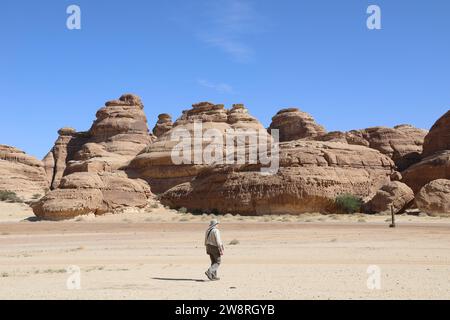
[177,207,188,214]
[0,191,23,203]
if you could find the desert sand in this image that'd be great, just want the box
[0,201,449,300]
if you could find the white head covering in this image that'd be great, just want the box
[209,219,219,228]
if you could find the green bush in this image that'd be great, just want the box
[0,191,23,203]
[335,194,362,214]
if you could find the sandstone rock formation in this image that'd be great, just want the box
[365,181,414,214]
[415,179,450,216]
[422,110,450,157]
[160,140,395,215]
[4,95,442,219]
[152,114,173,138]
[44,94,155,189]
[402,110,450,192]
[0,145,48,200]
[32,172,152,220]
[33,94,157,220]
[268,108,326,142]
[318,125,427,171]
[316,131,369,146]
[402,151,450,193]
[128,102,270,194]
[43,128,89,189]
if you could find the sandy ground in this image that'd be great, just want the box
[0,201,450,300]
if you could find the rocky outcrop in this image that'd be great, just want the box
[32,172,152,220]
[422,110,450,157]
[65,94,155,174]
[365,181,414,214]
[402,110,450,192]
[43,128,89,189]
[152,114,173,138]
[33,94,157,220]
[127,102,270,193]
[402,151,450,193]
[160,140,395,215]
[43,94,155,188]
[268,108,326,142]
[0,145,49,200]
[415,179,450,216]
[318,125,427,171]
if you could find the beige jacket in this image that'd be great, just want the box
[205,227,223,248]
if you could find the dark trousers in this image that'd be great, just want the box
[206,244,221,277]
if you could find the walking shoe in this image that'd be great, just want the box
[205,271,213,280]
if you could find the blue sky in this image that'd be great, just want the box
[1,0,450,159]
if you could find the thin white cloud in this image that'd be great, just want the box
[197,0,263,62]
[197,79,235,94]
[202,37,252,63]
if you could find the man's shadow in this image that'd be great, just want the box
[152,277,207,283]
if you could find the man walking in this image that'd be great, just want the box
[204,219,224,281]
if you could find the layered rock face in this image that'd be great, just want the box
[160,140,394,215]
[268,108,326,142]
[128,102,269,194]
[402,110,450,192]
[44,94,155,188]
[43,128,89,189]
[0,145,48,199]
[415,179,450,216]
[422,110,450,157]
[33,94,156,220]
[365,181,414,214]
[402,151,450,193]
[32,172,152,220]
[4,95,444,219]
[152,114,173,138]
[65,94,155,175]
[318,125,427,171]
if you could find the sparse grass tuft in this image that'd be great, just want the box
[32,194,41,200]
[229,239,240,245]
[42,268,66,274]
